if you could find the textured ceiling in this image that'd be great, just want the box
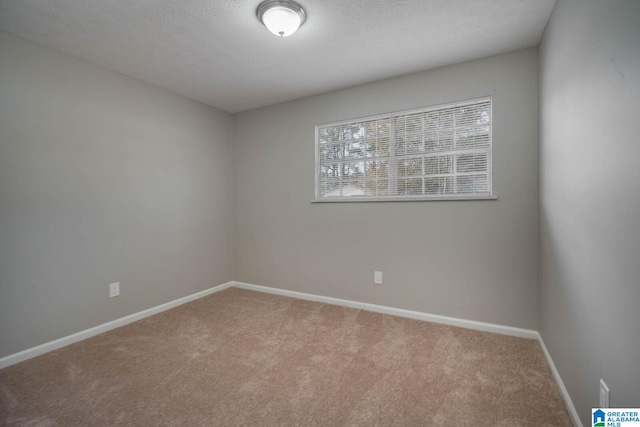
[0,0,556,113]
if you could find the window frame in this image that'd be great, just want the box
[313,96,496,203]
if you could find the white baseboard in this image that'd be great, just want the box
[232,281,538,339]
[536,333,583,427]
[0,281,234,370]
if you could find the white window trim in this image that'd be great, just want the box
[313,96,496,202]
[310,194,497,203]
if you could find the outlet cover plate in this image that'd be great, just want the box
[374,271,382,284]
[109,282,120,298]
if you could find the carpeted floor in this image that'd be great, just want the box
[0,288,572,426]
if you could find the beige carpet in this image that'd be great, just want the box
[1,288,572,426]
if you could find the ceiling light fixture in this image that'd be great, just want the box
[257,0,306,38]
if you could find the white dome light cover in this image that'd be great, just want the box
[257,0,306,37]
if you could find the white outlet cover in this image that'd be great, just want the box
[374,271,383,284]
[109,282,120,298]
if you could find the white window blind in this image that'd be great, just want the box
[314,97,493,201]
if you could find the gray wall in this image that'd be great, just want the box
[539,0,640,423]
[0,32,234,358]
[234,48,540,329]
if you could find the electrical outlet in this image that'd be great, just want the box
[374,271,383,284]
[109,282,120,298]
[599,379,610,408]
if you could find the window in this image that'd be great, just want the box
[314,97,493,201]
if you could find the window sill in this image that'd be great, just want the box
[311,195,498,203]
